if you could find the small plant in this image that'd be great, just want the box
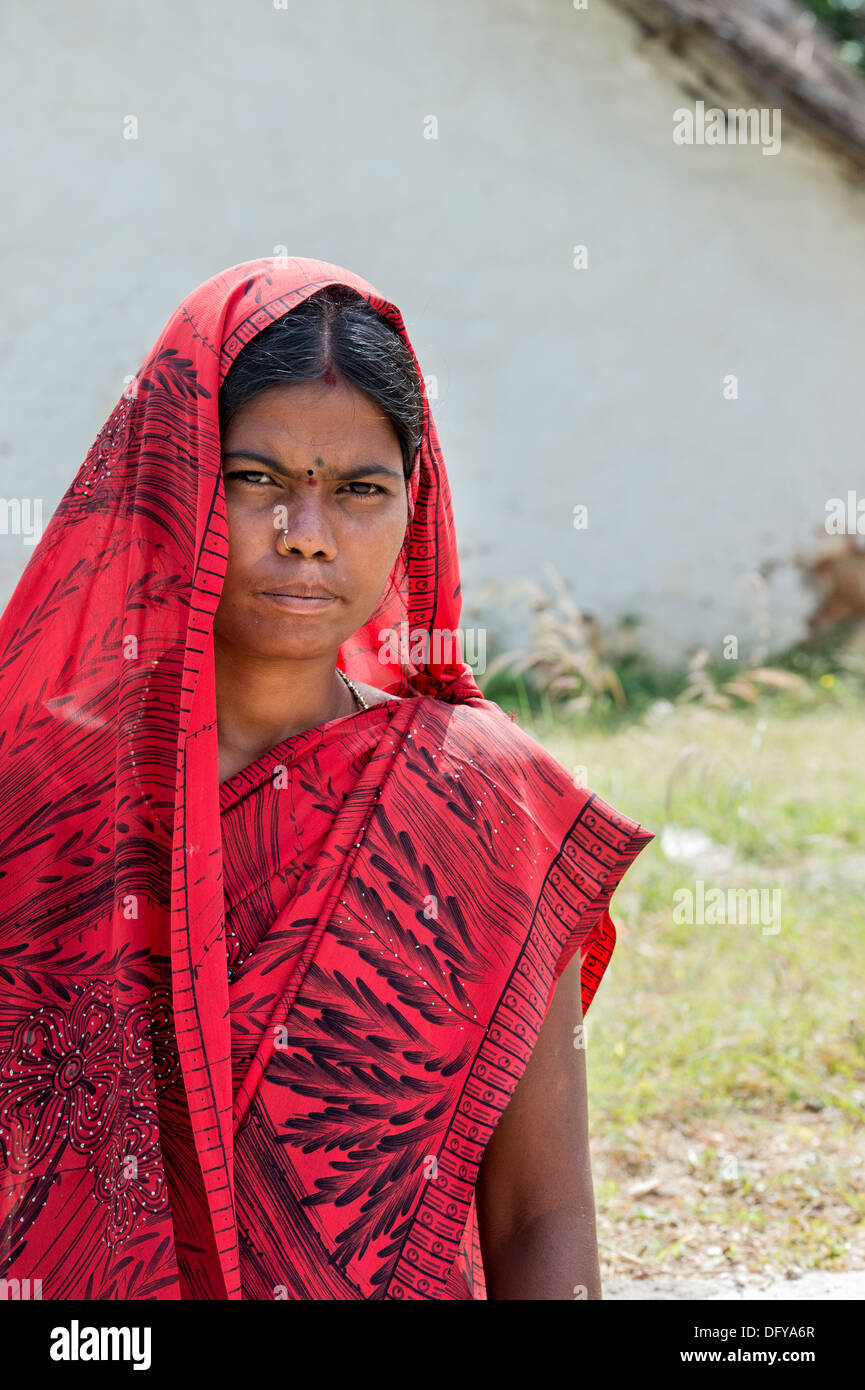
[677,648,812,710]
[481,565,628,716]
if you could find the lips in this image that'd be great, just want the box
[258,586,339,615]
[261,585,337,599]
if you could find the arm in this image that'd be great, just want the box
[475,948,602,1299]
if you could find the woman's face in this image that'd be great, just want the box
[214,378,409,662]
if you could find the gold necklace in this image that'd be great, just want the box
[335,666,369,711]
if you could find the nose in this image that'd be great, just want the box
[272,493,337,559]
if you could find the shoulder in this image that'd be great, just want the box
[411,695,563,785]
[409,698,644,840]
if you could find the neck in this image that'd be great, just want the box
[214,641,356,779]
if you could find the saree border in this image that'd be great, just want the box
[381,796,653,1300]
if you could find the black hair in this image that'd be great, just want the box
[218,285,424,479]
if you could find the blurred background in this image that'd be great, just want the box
[2,0,864,1299]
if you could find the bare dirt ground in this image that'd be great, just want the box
[594,1106,865,1298]
[605,1269,865,1299]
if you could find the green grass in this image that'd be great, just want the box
[512,692,865,1274]
[531,699,865,1124]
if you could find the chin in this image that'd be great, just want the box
[258,634,341,662]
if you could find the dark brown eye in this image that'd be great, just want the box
[340,481,386,498]
[225,470,273,486]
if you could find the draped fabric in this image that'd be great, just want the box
[0,256,653,1300]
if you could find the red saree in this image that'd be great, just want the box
[0,256,653,1300]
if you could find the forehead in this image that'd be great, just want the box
[224,381,398,450]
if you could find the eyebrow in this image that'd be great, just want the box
[222,450,402,480]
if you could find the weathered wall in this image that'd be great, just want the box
[2,0,863,665]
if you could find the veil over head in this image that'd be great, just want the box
[0,255,487,1287]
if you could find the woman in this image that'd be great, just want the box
[0,256,653,1300]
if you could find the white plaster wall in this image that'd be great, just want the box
[1,0,863,665]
